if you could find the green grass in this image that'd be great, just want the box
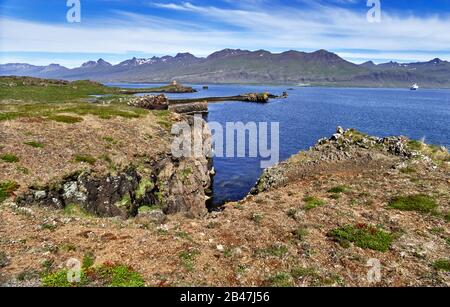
[328,224,394,252]
[61,104,146,120]
[41,269,88,287]
[328,185,350,194]
[74,154,96,165]
[82,252,95,270]
[48,115,83,124]
[0,77,150,123]
[0,77,117,103]
[408,140,424,151]
[93,263,145,287]
[389,194,438,213]
[64,204,92,217]
[0,180,19,202]
[433,259,450,272]
[41,262,145,287]
[179,249,201,272]
[266,272,294,287]
[303,196,326,210]
[24,141,45,148]
[1,153,19,163]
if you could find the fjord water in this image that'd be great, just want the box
[108,83,450,205]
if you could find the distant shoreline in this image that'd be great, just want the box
[104,81,450,91]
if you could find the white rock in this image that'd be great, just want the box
[216,245,225,252]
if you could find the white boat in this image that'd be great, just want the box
[410,83,419,90]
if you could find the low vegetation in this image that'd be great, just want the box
[64,204,92,217]
[328,185,350,194]
[24,141,45,148]
[1,153,20,163]
[74,154,97,165]
[328,224,394,252]
[389,194,438,213]
[179,249,201,272]
[303,196,326,210]
[41,262,145,287]
[255,244,289,258]
[0,180,19,202]
[433,259,450,272]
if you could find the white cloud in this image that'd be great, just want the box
[1,1,449,65]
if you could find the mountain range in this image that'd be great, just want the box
[2,49,450,88]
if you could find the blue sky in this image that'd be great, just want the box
[1,0,450,67]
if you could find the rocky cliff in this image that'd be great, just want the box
[1,110,213,219]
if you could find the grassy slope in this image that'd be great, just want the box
[0,76,193,103]
[0,77,188,122]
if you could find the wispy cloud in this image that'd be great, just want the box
[1,0,449,66]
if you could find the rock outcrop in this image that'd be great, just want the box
[242,92,270,103]
[16,115,213,219]
[252,127,449,194]
[127,94,169,110]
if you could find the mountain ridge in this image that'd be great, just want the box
[1,49,449,88]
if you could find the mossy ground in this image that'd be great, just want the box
[328,224,394,252]
[1,154,20,163]
[389,194,438,213]
[433,259,450,272]
[303,196,326,210]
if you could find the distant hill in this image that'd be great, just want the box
[1,49,450,88]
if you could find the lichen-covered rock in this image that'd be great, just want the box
[155,115,213,217]
[17,168,141,218]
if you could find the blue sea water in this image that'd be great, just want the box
[107,83,450,204]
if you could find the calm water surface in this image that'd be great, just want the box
[107,83,450,204]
